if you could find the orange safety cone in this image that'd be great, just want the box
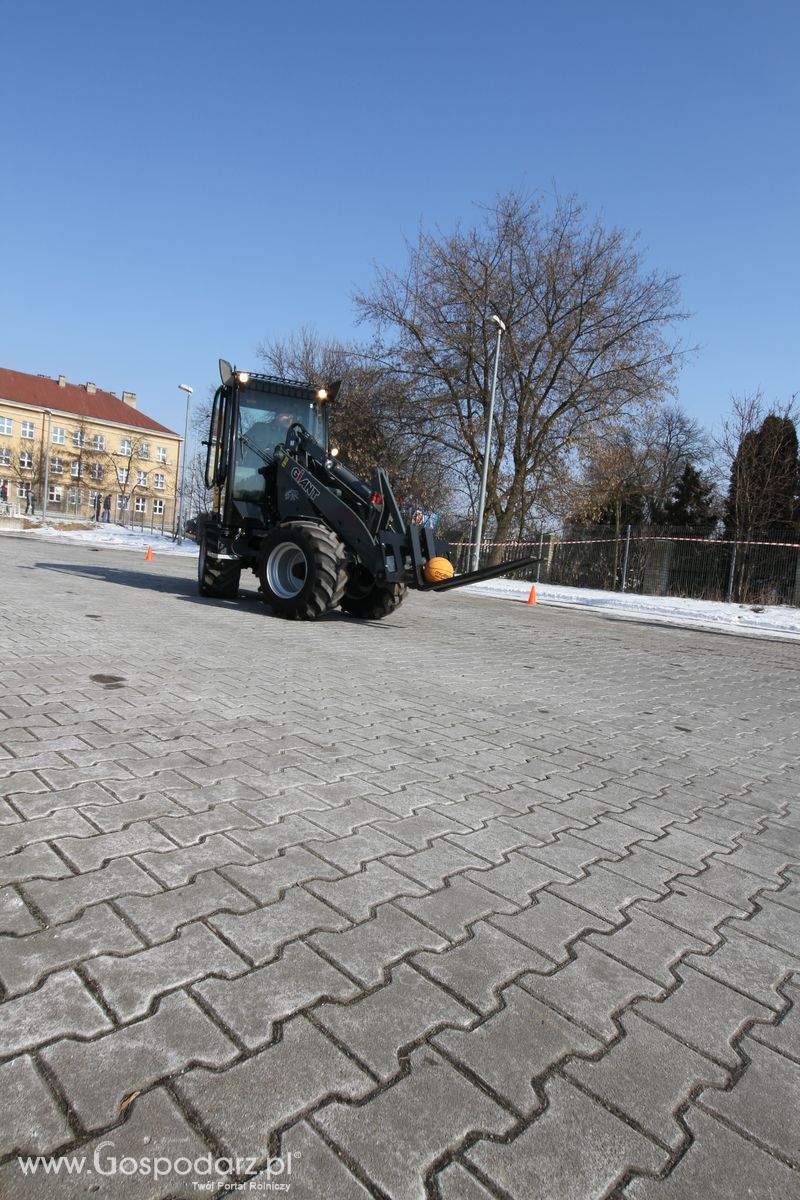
[527,584,537,605]
[145,546,153,561]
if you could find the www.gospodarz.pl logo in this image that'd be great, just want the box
[17,1146,296,1191]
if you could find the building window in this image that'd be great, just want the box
[49,456,64,474]
[117,495,129,510]
[52,426,66,444]
[134,496,147,513]
[72,430,86,448]
[0,417,12,435]
[71,461,83,478]
[118,467,129,485]
[156,446,168,463]
[139,443,150,459]
[153,473,165,490]
[90,490,102,507]
[48,485,63,503]
[0,448,10,467]
[67,487,83,507]
[20,451,33,470]
[136,470,148,487]
[89,463,104,481]
[21,421,35,439]
[153,498,165,515]
[119,439,132,456]
[92,433,106,451]
[18,482,31,499]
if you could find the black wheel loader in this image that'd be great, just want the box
[196,359,537,620]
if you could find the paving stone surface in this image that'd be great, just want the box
[0,535,798,1198]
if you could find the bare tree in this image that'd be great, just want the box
[259,327,455,516]
[356,192,689,561]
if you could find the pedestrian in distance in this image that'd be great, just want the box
[94,493,102,522]
[25,490,36,515]
[0,481,8,514]
[102,494,111,523]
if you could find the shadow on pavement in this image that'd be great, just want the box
[32,561,196,595]
[31,560,405,627]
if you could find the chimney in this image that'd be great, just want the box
[58,375,66,388]
[86,382,96,394]
[122,391,137,409]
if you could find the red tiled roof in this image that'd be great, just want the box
[0,367,179,437]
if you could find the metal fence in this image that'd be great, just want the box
[447,525,800,608]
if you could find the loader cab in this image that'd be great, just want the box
[205,367,332,524]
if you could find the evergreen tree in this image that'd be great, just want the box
[726,414,800,534]
[653,462,716,527]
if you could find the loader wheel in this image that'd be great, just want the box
[198,530,241,599]
[259,523,348,620]
[341,581,407,620]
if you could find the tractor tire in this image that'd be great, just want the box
[198,527,241,599]
[341,581,407,620]
[259,522,348,620]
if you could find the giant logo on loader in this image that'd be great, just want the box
[289,465,321,503]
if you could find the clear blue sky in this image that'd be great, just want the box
[2,0,797,441]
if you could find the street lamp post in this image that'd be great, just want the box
[471,315,506,572]
[175,384,193,542]
[41,410,52,526]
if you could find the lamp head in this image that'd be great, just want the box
[178,384,193,395]
[489,314,507,333]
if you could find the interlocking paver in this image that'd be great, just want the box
[0,1055,72,1155]
[114,868,253,941]
[310,902,450,986]
[55,820,176,871]
[221,844,342,903]
[278,1121,373,1199]
[685,927,800,1012]
[413,920,554,1013]
[0,970,112,1057]
[306,860,427,921]
[137,831,259,886]
[0,1088,217,1200]
[634,961,775,1068]
[623,1107,800,1199]
[520,940,664,1040]
[698,1036,800,1165]
[434,982,600,1114]
[315,961,473,1081]
[316,1046,515,1200]
[83,920,247,1020]
[22,856,161,923]
[0,884,39,933]
[0,901,142,995]
[211,884,351,962]
[396,875,519,939]
[196,939,360,1049]
[565,1010,728,1149]
[489,890,615,964]
[465,1075,665,1198]
[174,1016,373,1161]
[41,990,238,1131]
[751,979,800,1062]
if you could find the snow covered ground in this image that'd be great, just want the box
[6,523,800,639]
[11,522,200,557]
[465,577,800,640]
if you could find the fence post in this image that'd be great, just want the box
[621,524,632,592]
[726,542,737,603]
[536,529,544,582]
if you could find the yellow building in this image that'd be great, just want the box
[0,366,181,527]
